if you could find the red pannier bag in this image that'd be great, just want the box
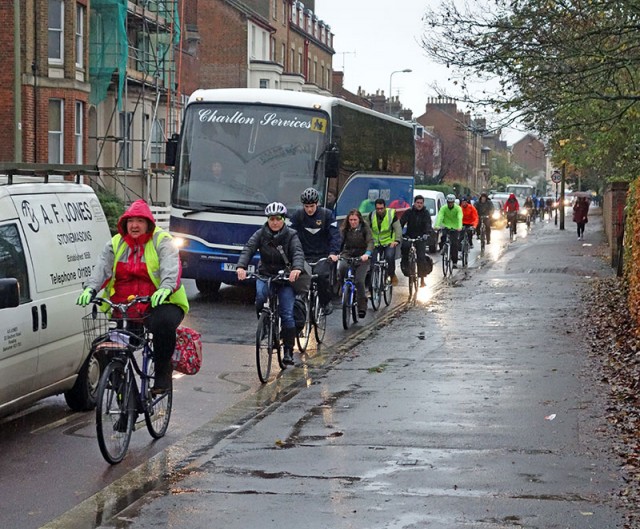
[172,326,202,375]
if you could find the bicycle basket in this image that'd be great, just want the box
[82,312,146,352]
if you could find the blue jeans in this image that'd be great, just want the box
[373,245,397,278]
[256,279,296,330]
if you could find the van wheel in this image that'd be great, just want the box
[195,279,221,296]
[64,351,101,411]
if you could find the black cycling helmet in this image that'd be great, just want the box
[300,187,320,204]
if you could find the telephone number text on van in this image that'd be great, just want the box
[57,230,93,245]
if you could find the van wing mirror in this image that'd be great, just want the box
[0,278,20,309]
[165,133,179,166]
[429,208,435,215]
[324,144,340,179]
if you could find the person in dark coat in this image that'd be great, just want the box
[573,196,590,240]
[400,194,433,287]
[338,209,374,319]
[236,202,305,366]
[475,193,495,243]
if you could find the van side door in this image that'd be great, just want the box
[0,223,40,406]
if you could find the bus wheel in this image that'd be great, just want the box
[196,279,221,296]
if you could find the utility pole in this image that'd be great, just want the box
[337,51,356,75]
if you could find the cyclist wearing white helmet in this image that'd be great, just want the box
[434,194,463,268]
[290,187,342,314]
[237,202,305,365]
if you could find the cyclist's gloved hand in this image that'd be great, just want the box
[76,287,96,307]
[151,288,172,308]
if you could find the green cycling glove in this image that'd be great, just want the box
[76,287,96,307]
[151,288,172,308]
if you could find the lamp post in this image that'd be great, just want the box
[388,69,412,115]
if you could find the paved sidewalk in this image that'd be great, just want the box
[45,209,624,529]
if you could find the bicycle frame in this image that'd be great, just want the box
[340,257,360,329]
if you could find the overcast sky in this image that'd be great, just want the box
[316,0,526,145]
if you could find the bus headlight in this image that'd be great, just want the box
[521,207,528,216]
[492,211,501,220]
[173,237,186,248]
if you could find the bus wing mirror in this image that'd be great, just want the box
[165,133,179,166]
[0,278,20,309]
[325,145,340,179]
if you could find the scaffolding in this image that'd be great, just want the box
[89,0,183,206]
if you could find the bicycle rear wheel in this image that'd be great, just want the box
[480,228,486,256]
[144,356,173,439]
[313,294,327,344]
[295,295,312,353]
[96,360,134,465]
[342,285,353,330]
[441,244,449,277]
[256,312,273,383]
[370,266,382,311]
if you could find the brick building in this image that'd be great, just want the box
[0,0,91,165]
[511,133,547,180]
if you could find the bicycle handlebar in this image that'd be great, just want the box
[247,270,291,283]
[90,296,152,313]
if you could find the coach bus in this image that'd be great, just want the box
[505,183,536,200]
[168,89,415,294]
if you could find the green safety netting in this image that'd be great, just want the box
[89,0,180,108]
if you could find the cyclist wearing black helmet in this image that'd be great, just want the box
[237,202,305,366]
[290,187,342,314]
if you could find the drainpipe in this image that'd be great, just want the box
[14,0,22,162]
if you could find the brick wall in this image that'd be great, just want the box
[0,2,16,161]
[197,1,248,88]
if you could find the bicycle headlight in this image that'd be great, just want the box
[521,208,528,216]
[492,211,500,220]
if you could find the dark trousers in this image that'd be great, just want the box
[337,259,370,310]
[146,304,185,374]
[478,216,491,242]
[373,245,397,278]
[576,222,586,237]
[400,239,429,277]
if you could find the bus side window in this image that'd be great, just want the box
[0,224,30,303]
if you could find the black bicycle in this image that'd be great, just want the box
[440,228,456,277]
[370,246,393,310]
[296,259,328,352]
[403,237,423,304]
[507,211,518,241]
[251,271,289,383]
[340,257,362,329]
[478,216,489,256]
[460,226,474,268]
[83,296,172,465]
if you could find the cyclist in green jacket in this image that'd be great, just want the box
[434,194,463,268]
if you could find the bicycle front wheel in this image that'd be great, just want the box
[383,278,393,306]
[256,312,273,383]
[480,229,486,256]
[462,242,469,268]
[370,266,382,311]
[342,284,353,330]
[296,295,312,353]
[313,294,327,344]
[96,360,134,465]
[144,357,173,439]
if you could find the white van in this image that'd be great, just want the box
[0,182,111,417]
[413,189,446,253]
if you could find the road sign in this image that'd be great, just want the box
[551,171,561,183]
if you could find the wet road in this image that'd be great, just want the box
[0,219,536,529]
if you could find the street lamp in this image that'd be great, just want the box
[388,69,412,115]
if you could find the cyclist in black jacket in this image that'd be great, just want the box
[290,187,341,314]
[400,195,433,288]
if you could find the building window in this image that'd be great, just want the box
[313,60,317,84]
[48,99,64,164]
[251,25,256,58]
[48,0,64,64]
[272,0,277,20]
[281,43,285,65]
[75,4,85,68]
[290,48,294,71]
[150,118,165,164]
[260,79,269,89]
[75,101,84,163]
[298,51,302,73]
[119,111,133,169]
[282,0,287,23]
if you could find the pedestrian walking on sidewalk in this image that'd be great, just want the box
[573,196,590,240]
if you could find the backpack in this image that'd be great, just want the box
[172,326,203,375]
[294,295,307,331]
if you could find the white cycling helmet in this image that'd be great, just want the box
[264,202,287,217]
[300,187,320,204]
[446,193,456,202]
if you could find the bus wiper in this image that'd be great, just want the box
[182,205,219,217]
[221,199,269,208]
